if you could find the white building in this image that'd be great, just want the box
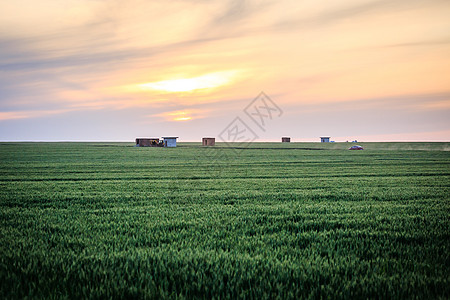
[320,136,330,143]
[162,137,178,147]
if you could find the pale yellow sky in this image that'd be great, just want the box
[0,0,449,141]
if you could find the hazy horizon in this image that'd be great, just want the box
[1,138,449,143]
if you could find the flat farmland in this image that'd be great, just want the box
[0,142,449,299]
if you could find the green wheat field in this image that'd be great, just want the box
[1,142,449,299]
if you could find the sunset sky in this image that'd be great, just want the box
[1,0,449,142]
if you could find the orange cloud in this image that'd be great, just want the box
[414,99,450,111]
[0,111,29,121]
[0,109,70,121]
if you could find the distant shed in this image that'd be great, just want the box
[320,136,330,143]
[282,137,291,143]
[136,138,160,147]
[202,137,215,146]
[162,137,178,148]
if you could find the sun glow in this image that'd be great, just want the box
[153,109,205,122]
[174,116,191,121]
[137,71,238,93]
[164,110,192,121]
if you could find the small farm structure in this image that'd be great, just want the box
[320,137,330,143]
[135,137,178,147]
[282,137,291,143]
[135,138,161,147]
[202,138,215,146]
[162,137,178,148]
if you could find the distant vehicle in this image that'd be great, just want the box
[349,145,364,150]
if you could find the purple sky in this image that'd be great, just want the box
[1,0,450,142]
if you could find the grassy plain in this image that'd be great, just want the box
[0,142,449,299]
